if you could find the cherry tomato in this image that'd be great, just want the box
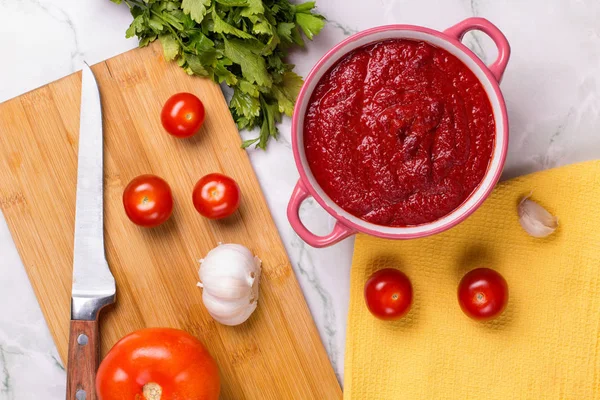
[123,175,173,228]
[458,268,508,321]
[192,173,240,219]
[161,92,205,138]
[96,328,220,400]
[364,268,413,320]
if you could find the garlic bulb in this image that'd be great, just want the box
[518,196,558,238]
[198,243,262,326]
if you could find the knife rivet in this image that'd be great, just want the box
[77,334,88,346]
[75,389,86,400]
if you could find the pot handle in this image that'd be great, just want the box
[444,17,511,82]
[287,180,356,248]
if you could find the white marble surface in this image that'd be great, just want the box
[1,0,600,398]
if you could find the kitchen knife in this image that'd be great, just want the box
[66,63,116,400]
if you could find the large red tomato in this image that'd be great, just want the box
[123,175,173,228]
[364,268,413,320]
[161,92,205,138]
[96,328,220,400]
[458,268,508,321]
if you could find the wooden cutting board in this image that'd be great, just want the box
[0,43,341,399]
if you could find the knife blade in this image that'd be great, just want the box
[66,62,116,400]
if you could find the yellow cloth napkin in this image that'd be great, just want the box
[345,160,600,400]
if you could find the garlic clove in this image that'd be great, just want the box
[203,291,258,326]
[250,259,261,299]
[200,245,261,280]
[212,302,258,326]
[200,276,253,300]
[518,196,558,238]
[197,243,262,326]
[202,292,256,318]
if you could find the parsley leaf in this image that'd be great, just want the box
[294,1,317,13]
[212,9,254,39]
[113,0,326,149]
[126,15,146,38]
[184,53,210,76]
[257,96,282,149]
[272,71,303,116]
[230,87,261,120]
[276,21,295,44]
[224,38,272,88]
[215,0,248,6]
[240,0,264,17]
[182,0,211,24]
[215,59,238,85]
[295,3,325,40]
[159,34,180,60]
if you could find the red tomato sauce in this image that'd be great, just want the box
[304,39,495,227]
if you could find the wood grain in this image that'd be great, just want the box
[0,43,341,399]
[67,320,99,400]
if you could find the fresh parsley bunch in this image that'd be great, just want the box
[111,0,326,149]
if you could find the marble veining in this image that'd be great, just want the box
[463,0,489,63]
[292,234,341,382]
[2,0,600,398]
[30,0,84,70]
[326,20,359,37]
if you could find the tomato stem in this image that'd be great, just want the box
[143,382,162,400]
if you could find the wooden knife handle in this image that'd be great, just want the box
[66,319,99,400]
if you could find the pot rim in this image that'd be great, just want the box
[290,21,510,240]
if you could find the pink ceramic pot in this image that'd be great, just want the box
[287,17,511,248]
